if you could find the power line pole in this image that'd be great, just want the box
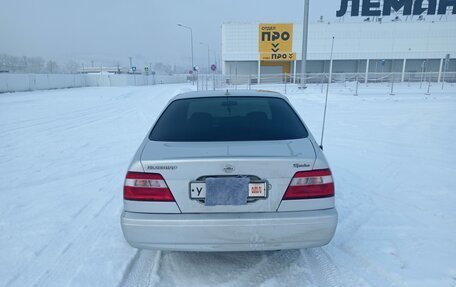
[178,24,195,84]
[300,0,310,88]
[200,42,210,74]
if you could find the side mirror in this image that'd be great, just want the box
[319,145,324,150]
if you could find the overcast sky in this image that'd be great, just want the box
[1,0,348,69]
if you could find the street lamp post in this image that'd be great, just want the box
[200,42,210,74]
[178,23,194,84]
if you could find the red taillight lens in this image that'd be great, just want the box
[283,169,334,200]
[124,172,175,201]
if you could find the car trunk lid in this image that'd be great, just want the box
[140,138,316,213]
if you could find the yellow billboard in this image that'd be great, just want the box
[259,23,295,61]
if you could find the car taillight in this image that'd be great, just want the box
[124,172,175,201]
[283,169,334,200]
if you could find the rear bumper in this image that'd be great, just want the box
[121,209,338,252]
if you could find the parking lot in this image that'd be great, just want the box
[1,82,455,287]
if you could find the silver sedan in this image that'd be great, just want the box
[121,90,337,251]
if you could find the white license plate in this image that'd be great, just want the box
[190,182,267,199]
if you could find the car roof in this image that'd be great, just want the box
[170,90,289,102]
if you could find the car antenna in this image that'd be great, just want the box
[320,36,335,150]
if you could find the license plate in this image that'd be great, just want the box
[190,181,267,199]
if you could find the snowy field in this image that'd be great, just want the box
[1,82,456,287]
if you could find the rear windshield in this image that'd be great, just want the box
[149,96,308,142]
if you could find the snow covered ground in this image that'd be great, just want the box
[1,82,455,287]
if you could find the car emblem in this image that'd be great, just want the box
[223,164,235,173]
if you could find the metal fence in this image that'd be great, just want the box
[0,73,190,93]
[1,71,454,94]
[196,72,456,92]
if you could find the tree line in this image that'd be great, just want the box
[0,54,79,74]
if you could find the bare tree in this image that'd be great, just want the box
[46,60,59,73]
[65,60,79,74]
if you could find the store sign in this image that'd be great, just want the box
[259,23,296,61]
[260,53,296,61]
[336,0,456,17]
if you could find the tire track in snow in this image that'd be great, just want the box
[1,85,191,287]
[0,85,178,138]
[326,244,403,287]
[120,250,162,287]
[5,189,117,287]
[152,250,306,287]
[152,248,360,287]
[117,250,141,287]
[323,168,404,286]
[300,248,342,287]
[0,97,129,136]
[298,247,374,287]
[30,195,118,287]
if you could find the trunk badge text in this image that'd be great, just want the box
[293,163,310,168]
[223,164,235,173]
[147,165,178,170]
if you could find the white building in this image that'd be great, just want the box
[222,21,456,83]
